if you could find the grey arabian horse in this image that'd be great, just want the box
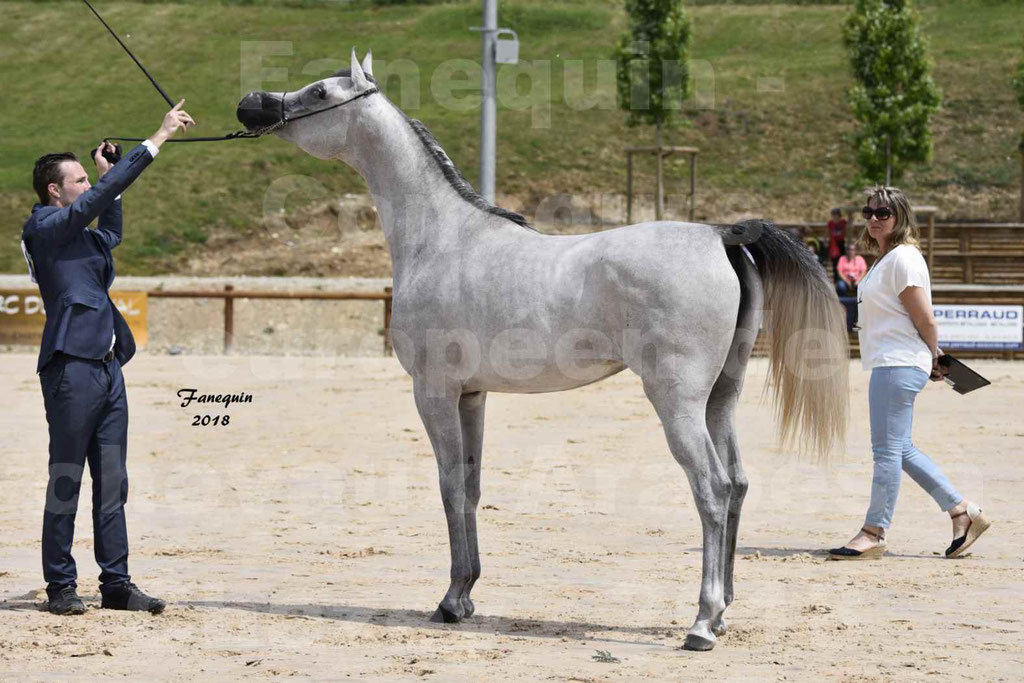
[237,50,849,651]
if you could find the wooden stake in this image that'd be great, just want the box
[689,153,696,221]
[383,286,393,356]
[655,121,664,220]
[626,152,633,224]
[223,284,234,355]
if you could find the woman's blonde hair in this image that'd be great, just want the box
[859,185,919,253]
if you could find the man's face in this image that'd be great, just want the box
[51,160,90,206]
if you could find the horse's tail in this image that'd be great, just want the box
[723,219,849,461]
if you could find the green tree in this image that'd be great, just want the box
[614,0,691,219]
[843,0,941,186]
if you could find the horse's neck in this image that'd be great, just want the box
[345,100,477,270]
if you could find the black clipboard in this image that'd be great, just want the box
[936,354,990,394]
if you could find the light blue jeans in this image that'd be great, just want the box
[865,366,963,528]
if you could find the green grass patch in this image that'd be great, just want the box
[1,0,1020,274]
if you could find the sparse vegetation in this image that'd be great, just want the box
[592,649,621,663]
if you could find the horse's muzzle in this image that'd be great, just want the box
[237,91,284,131]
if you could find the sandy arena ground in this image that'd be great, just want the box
[1,353,1021,681]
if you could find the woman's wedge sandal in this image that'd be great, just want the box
[945,502,991,558]
[828,527,887,561]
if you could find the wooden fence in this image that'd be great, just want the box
[778,221,1024,285]
[149,285,394,355]
[14,222,1016,358]
[159,282,1018,361]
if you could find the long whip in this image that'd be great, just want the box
[80,1,376,144]
[82,0,176,108]
[81,0,264,142]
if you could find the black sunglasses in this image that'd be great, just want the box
[862,206,893,220]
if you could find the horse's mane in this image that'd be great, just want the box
[332,68,532,230]
[404,118,533,230]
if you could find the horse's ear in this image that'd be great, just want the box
[361,49,373,78]
[350,47,370,89]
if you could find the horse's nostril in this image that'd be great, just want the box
[236,92,281,129]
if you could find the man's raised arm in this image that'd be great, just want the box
[25,100,195,246]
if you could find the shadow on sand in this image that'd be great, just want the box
[178,600,684,646]
[0,589,46,612]
[734,545,965,560]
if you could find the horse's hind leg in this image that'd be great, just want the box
[457,391,487,617]
[640,357,731,652]
[705,381,748,638]
[413,382,473,623]
[707,244,763,637]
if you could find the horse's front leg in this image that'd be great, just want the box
[458,391,487,617]
[414,382,472,623]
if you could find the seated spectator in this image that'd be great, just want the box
[804,233,829,271]
[836,243,867,296]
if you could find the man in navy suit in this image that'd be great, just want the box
[22,101,194,616]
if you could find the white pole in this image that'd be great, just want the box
[479,0,497,202]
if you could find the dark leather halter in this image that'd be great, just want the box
[252,87,381,137]
[82,0,377,144]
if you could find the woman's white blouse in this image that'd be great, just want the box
[856,244,933,375]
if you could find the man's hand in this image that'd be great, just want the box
[147,99,196,148]
[93,141,116,177]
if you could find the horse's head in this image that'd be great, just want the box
[236,49,377,160]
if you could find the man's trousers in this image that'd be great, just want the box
[39,353,131,591]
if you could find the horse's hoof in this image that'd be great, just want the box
[429,604,462,624]
[711,619,728,637]
[460,596,475,618]
[683,634,716,651]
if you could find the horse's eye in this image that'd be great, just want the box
[316,86,327,100]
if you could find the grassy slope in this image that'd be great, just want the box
[1,0,1020,274]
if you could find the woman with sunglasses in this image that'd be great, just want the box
[828,186,991,561]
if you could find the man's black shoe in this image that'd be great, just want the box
[47,585,86,616]
[100,581,166,614]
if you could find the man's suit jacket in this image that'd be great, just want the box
[22,144,154,373]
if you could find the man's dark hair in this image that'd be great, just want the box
[33,152,78,205]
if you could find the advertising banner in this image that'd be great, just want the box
[0,290,148,348]
[935,304,1022,350]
